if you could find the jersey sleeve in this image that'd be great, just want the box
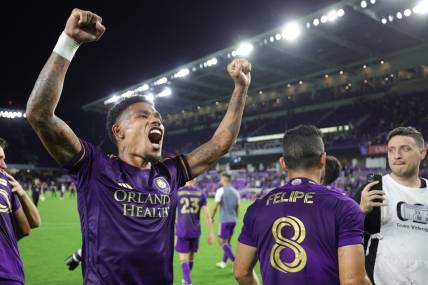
[161,155,193,188]
[337,198,365,247]
[214,188,223,202]
[63,139,102,190]
[0,175,21,212]
[238,202,257,247]
[11,192,22,212]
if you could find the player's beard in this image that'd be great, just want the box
[144,153,162,164]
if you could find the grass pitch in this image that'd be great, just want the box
[19,195,260,285]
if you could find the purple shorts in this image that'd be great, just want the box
[218,222,236,240]
[175,237,200,253]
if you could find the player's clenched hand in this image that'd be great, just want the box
[64,8,106,44]
[228,59,252,89]
[359,181,387,214]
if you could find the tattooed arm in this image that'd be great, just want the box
[26,9,105,165]
[186,59,251,177]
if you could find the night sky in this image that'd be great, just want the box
[1,0,337,162]
[2,1,337,111]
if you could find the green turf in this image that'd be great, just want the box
[19,195,260,285]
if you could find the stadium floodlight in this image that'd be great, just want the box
[388,15,394,22]
[157,87,172,98]
[363,64,367,69]
[328,10,338,21]
[339,70,344,75]
[381,17,388,24]
[320,15,328,23]
[414,0,428,14]
[325,74,329,78]
[282,22,301,42]
[206,57,218,66]
[337,9,345,17]
[145,93,155,103]
[154,77,168,86]
[174,68,190,78]
[236,42,254,57]
[275,33,282,40]
[104,95,120,105]
[299,80,303,85]
[396,12,403,19]
[313,18,320,26]
[121,90,134,98]
[380,60,385,64]
[269,36,275,42]
[136,84,149,92]
[370,0,376,4]
[306,22,311,29]
[404,9,412,17]
[361,1,368,8]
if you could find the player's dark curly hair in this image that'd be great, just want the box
[106,96,153,145]
[282,125,324,170]
[323,155,342,185]
[0,137,7,149]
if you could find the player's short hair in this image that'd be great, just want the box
[0,137,7,149]
[106,96,154,145]
[282,125,324,170]
[386,126,425,149]
[323,156,342,185]
[221,173,232,180]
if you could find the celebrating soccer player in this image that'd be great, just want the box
[26,8,251,285]
[0,137,41,285]
[234,125,371,285]
[175,179,214,285]
[211,173,240,269]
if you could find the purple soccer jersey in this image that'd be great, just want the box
[175,186,207,238]
[0,171,24,284]
[66,140,192,285]
[239,177,364,285]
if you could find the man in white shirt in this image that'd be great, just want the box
[356,127,428,285]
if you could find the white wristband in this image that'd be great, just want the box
[53,32,80,62]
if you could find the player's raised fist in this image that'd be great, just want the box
[64,8,106,44]
[227,58,252,89]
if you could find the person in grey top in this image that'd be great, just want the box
[211,173,240,269]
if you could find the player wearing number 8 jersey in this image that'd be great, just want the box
[175,179,214,285]
[234,125,372,285]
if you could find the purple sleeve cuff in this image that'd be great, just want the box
[338,236,364,248]
[63,140,86,172]
[12,193,22,212]
[238,233,257,247]
[178,155,193,181]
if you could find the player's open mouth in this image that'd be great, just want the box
[148,127,163,150]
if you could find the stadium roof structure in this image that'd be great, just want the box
[83,0,428,114]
